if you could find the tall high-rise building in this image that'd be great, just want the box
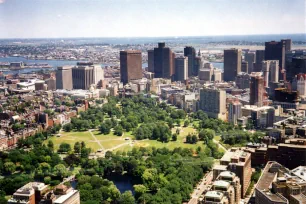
[148,50,154,72]
[281,39,292,52]
[228,101,242,125]
[245,52,256,73]
[224,49,242,81]
[297,74,306,97]
[213,69,222,82]
[200,87,226,120]
[154,43,175,79]
[194,56,202,76]
[250,72,264,107]
[184,46,196,77]
[262,60,279,88]
[199,68,213,82]
[92,65,104,87]
[253,50,265,72]
[174,56,188,81]
[265,41,285,80]
[120,50,142,84]
[287,56,306,81]
[56,66,73,90]
[72,66,94,90]
[269,60,279,83]
[220,148,252,198]
[235,72,250,89]
[45,77,56,91]
[241,61,248,73]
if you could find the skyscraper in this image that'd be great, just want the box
[72,66,94,90]
[200,87,226,120]
[254,50,265,72]
[184,46,196,77]
[154,42,175,79]
[245,52,256,73]
[297,74,306,97]
[228,100,242,125]
[235,72,250,89]
[120,50,142,84]
[241,61,248,73]
[148,50,154,72]
[262,60,279,88]
[281,39,292,52]
[287,56,306,81]
[56,66,73,90]
[92,65,104,87]
[194,56,202,76]
[270,61,279,83]
[224,49,242,81]
[174,56,188,82]
[265,41,285,79]
[250,72,265,107]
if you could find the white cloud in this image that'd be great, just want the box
[0,0,5,4]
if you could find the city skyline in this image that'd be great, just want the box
[0,0,305,38]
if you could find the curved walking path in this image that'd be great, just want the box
[213,139,227,152]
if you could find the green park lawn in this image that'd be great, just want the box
[46,125,207,153]
[115,126,204,152]
[46,131,101,152]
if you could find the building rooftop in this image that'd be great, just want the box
[220,148,250,165]
[205,191,224,199]
[256,161,288,203]
[54,189,78,204]
[213,180,230,189]
[291,166,306,181]
[219,171,236,179]
[213,165,228,171]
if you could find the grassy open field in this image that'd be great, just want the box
[115,126,204,152]
[45,125,206,153]
[46,131,102,152]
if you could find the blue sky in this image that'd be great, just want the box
[0,0,305,38]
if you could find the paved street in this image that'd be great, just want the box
[188,171,214,204]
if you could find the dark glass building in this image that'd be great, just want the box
[253,50,265,72]
[184,46,196,77]
[224,48,242,81]
[265,41,285,79]
[120,50,142,84]
[154,42,175,79]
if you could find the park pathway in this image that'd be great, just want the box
[88,129,105,151]
[213,138,227,152]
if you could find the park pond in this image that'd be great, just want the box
[71,174,139,195]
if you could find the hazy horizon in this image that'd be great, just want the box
[0,0,305,39]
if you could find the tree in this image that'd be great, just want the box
[81,148,91,158]
[117,191,135,204]
[114,125,123,136]
[184,120,189,127]
[199,129,215,142]
[53,164,69,178]
[63,123,73,132]
[186,134,192,144]
[172,133,178,141]
[100,123,111,134]
[191,135,198,144]
[58,143,71,153]
[47,140,54,151]
[74,142,81,154]
[4,162,16,174]
[134,184,147,199]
